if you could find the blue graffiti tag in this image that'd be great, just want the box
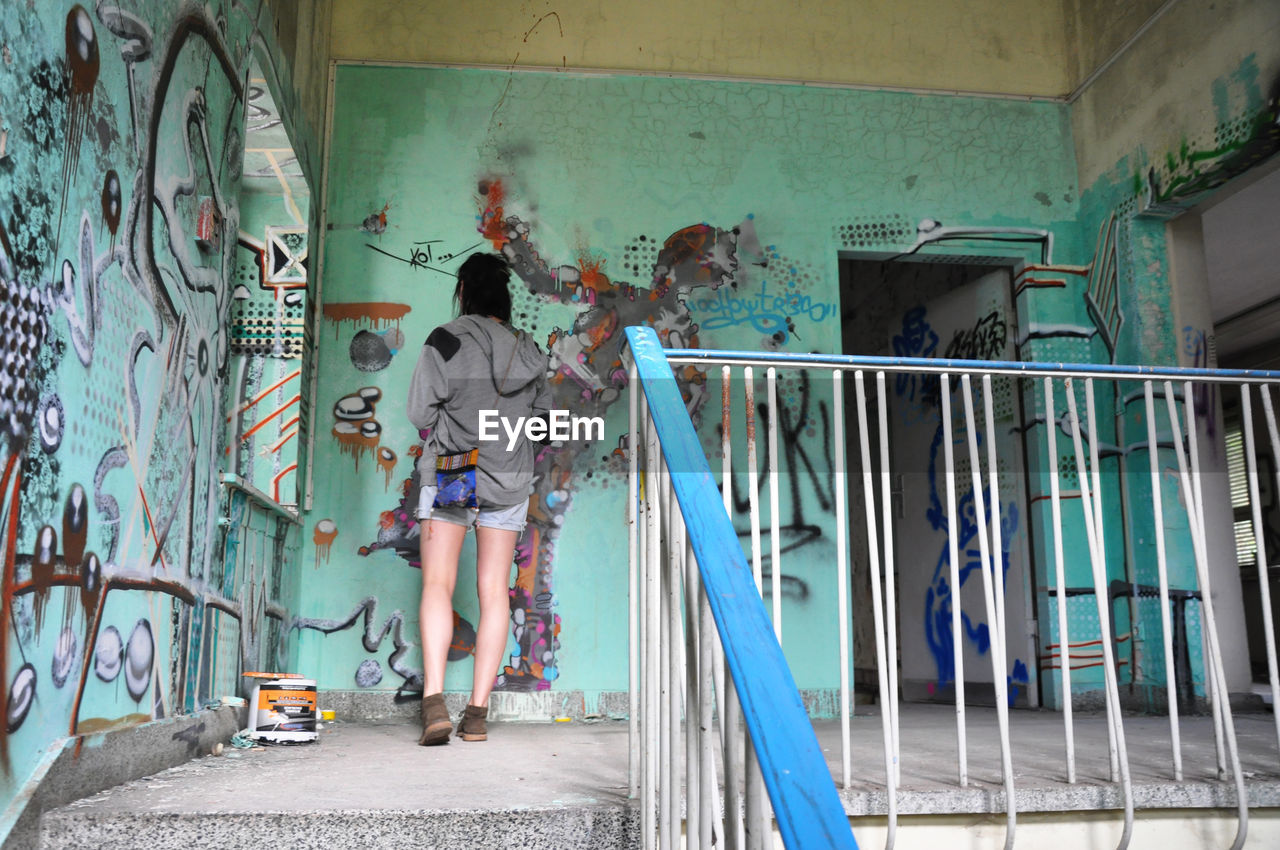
[920,378,1025,706]
[892,306,938,402]
[690,278,835,341]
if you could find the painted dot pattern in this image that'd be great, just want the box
[0,273,51,444]
[836,214,912,250]
[621,233,658,279]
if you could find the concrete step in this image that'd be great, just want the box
[39,718,638,849]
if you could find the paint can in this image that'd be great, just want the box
[248,677,317,743]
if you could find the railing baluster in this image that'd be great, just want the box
[1180,381,1228,780]
[1067,379,1132,850]
[1257,386,1280,755]
[698,557,719,849]
[629,362,641,798]
[960,374,1015,850]
[658,455,674,850]
[876,371,901,784]
[721,367,743,850]
[940,374,967,786]
[746,367,763,595]
[982,375,1008,666]
[1084,378,1120,784]
[718,366,732,755]
[643,405,661,850]
[854,370,897,850]
[743,365,770,850]
[1171,380,1247,850]
[834,370,853,789]
[668,483,685,850]
[684,530,701,849]
[745,739,765,850]
[724,669,744,850]
[1142,381,1180,781]
[768,367,782,643]
[1044,377,1076,783]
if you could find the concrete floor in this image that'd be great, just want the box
[38,704,1280,848]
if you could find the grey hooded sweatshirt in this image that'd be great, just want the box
[406,314,551,507]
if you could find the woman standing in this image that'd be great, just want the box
[407,252,550,745]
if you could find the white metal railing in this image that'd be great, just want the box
[628,328,1280,850]
[627,327,856,850]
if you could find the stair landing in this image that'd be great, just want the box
[40,717,637,849]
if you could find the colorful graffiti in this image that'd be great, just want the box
[344,178,769,691]
[0,0,312,806]
[1143,69,1280,216]
[322,302,411,384]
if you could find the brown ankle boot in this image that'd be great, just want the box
[419,693,451,746]
[456,704,488,741]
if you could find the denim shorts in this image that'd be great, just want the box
[415,484,528,532]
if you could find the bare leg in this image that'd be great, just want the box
[469,525,518,707]
[419,519,466,696]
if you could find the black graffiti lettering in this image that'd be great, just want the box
[366,239,481,275]
[944,310,1006,361]
[728,369,834,526]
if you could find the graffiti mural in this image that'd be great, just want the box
[0,0,315,812]
[335,178,772,692]
[1142,68,1280,217]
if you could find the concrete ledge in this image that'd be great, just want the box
[40,806,640,850]
[2,706,244,850]
[839,780,1280,817]
[318,689,629,722]
[319,688,858,723]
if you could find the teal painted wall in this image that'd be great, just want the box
[1051,52,1280,707]
[0,0,318,818]
[301,64,1087,707]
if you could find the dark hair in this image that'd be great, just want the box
[454,252,512,322]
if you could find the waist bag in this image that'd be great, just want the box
[434,448,480,509]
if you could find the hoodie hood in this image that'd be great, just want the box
[446,315,546,394]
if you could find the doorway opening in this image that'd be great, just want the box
[838,256,1039,709]
[225,55,311,509]
[1186,161,1280,698]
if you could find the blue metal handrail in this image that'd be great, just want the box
[626,325,857,850]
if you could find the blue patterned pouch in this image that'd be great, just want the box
[433,448,479,509]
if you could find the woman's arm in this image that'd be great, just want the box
[407,331,451,432]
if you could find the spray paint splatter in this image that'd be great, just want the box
[313,519,337,566]
[101,169,121,247]
[29,526,57,631]
[123,619,153,701]
[477,180,509,247]
[322,302,411,339]
[332,388,382,470]
[6,665,35,733]
[360,202,391,235]
[376,447,397,490]
[58,5,100,247]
